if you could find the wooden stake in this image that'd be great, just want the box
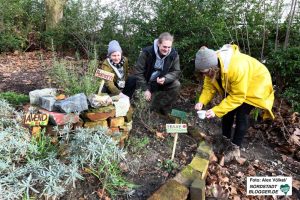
[98,80,105,95]
[171,118,180,161]
[171,133,178,161]
[32,126,41,139]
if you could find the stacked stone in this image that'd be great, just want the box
[147,136,212,200]
[29,88,132,147]
[82,105,133,147]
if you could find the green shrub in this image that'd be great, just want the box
[267,47,300,112]
[283,87,300,112]
[126,136,150,153]
[0,34,25,52]
[0,91,29,106]
[0,99,133,199]
[49,56,101,96]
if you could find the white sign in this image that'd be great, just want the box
[166,124,187,133]
[247,176,292,196]
[95,69,115,81]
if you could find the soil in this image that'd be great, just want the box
[0,51,299,200]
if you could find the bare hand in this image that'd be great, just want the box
[206,109,216,118]
[157,77,165,85]
[144,90,152,101]
[119,92,129,99]
[195,102,204,110]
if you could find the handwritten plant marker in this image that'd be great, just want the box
[166,124,187,133]
[24,113,49,126]
[95,69,115,95]
[168,109,188,160]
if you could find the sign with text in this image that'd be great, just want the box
[247,176,292,196]
[95,69,115,81]
[24,113,49,126]
[166,124,187,133]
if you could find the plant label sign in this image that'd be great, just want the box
[171,109,187,121]
[95,69,115,81]
[24,113,49,126]
[166,124,187,133]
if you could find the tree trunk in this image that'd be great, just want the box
[274,0,280,50]
[284,0,297,49]
[45,0,68,30]
[233,0,240,46]
[261,0,266,61]
[244,13,251,55]
[0,15,3,32]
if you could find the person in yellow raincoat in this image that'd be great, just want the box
[194,44,274,161]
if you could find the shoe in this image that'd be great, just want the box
[224,144,240,163]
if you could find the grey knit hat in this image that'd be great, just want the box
[107,40,122,56]
[195,46,218,71]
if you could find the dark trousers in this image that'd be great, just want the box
[122,76,137,99]
[222,103,254,147]
[150,80,181,114]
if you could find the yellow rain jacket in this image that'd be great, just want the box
[198,44,275,119]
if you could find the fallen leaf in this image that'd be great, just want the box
[220,176,229,183]
[97,188,111,200]
[236,157,247,165]
[293,179,300,190]
[210,153,218,162]
[291,112,298,123]
[56,94,66,100]
[119,162,128,172]
[156,131,165,139]
[219,156,225,166]
[282,155,288,162]
[211,183,229,198]
[289,128,300,146]
[232,195,240,200]
[236,172,244,177]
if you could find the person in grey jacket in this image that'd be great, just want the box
[134,32,181,115]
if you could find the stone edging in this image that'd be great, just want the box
[147,139,212,200]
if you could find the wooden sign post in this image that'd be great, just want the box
[167,109,188,161]
[95,69,115,95]
[23,113,49,138]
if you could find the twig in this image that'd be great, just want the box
[138,112,155,133]
[278,99,290,141]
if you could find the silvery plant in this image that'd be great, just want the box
[0,99,128,199]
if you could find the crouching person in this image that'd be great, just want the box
[100,40,136,99]
[134,32,181,115]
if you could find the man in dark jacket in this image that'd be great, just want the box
[134,32,181,115]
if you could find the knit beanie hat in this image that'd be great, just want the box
[107,40,122,56]
[195,46,218,71]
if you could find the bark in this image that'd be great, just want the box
[0,15,3,32]
[45,0,68,30]
[284,0,298,49]
[274,0,280,50]
[261,0,266,61]
[233,0,240,46]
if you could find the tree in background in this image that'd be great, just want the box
[0,0,299,111]
[45,0,68,30]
